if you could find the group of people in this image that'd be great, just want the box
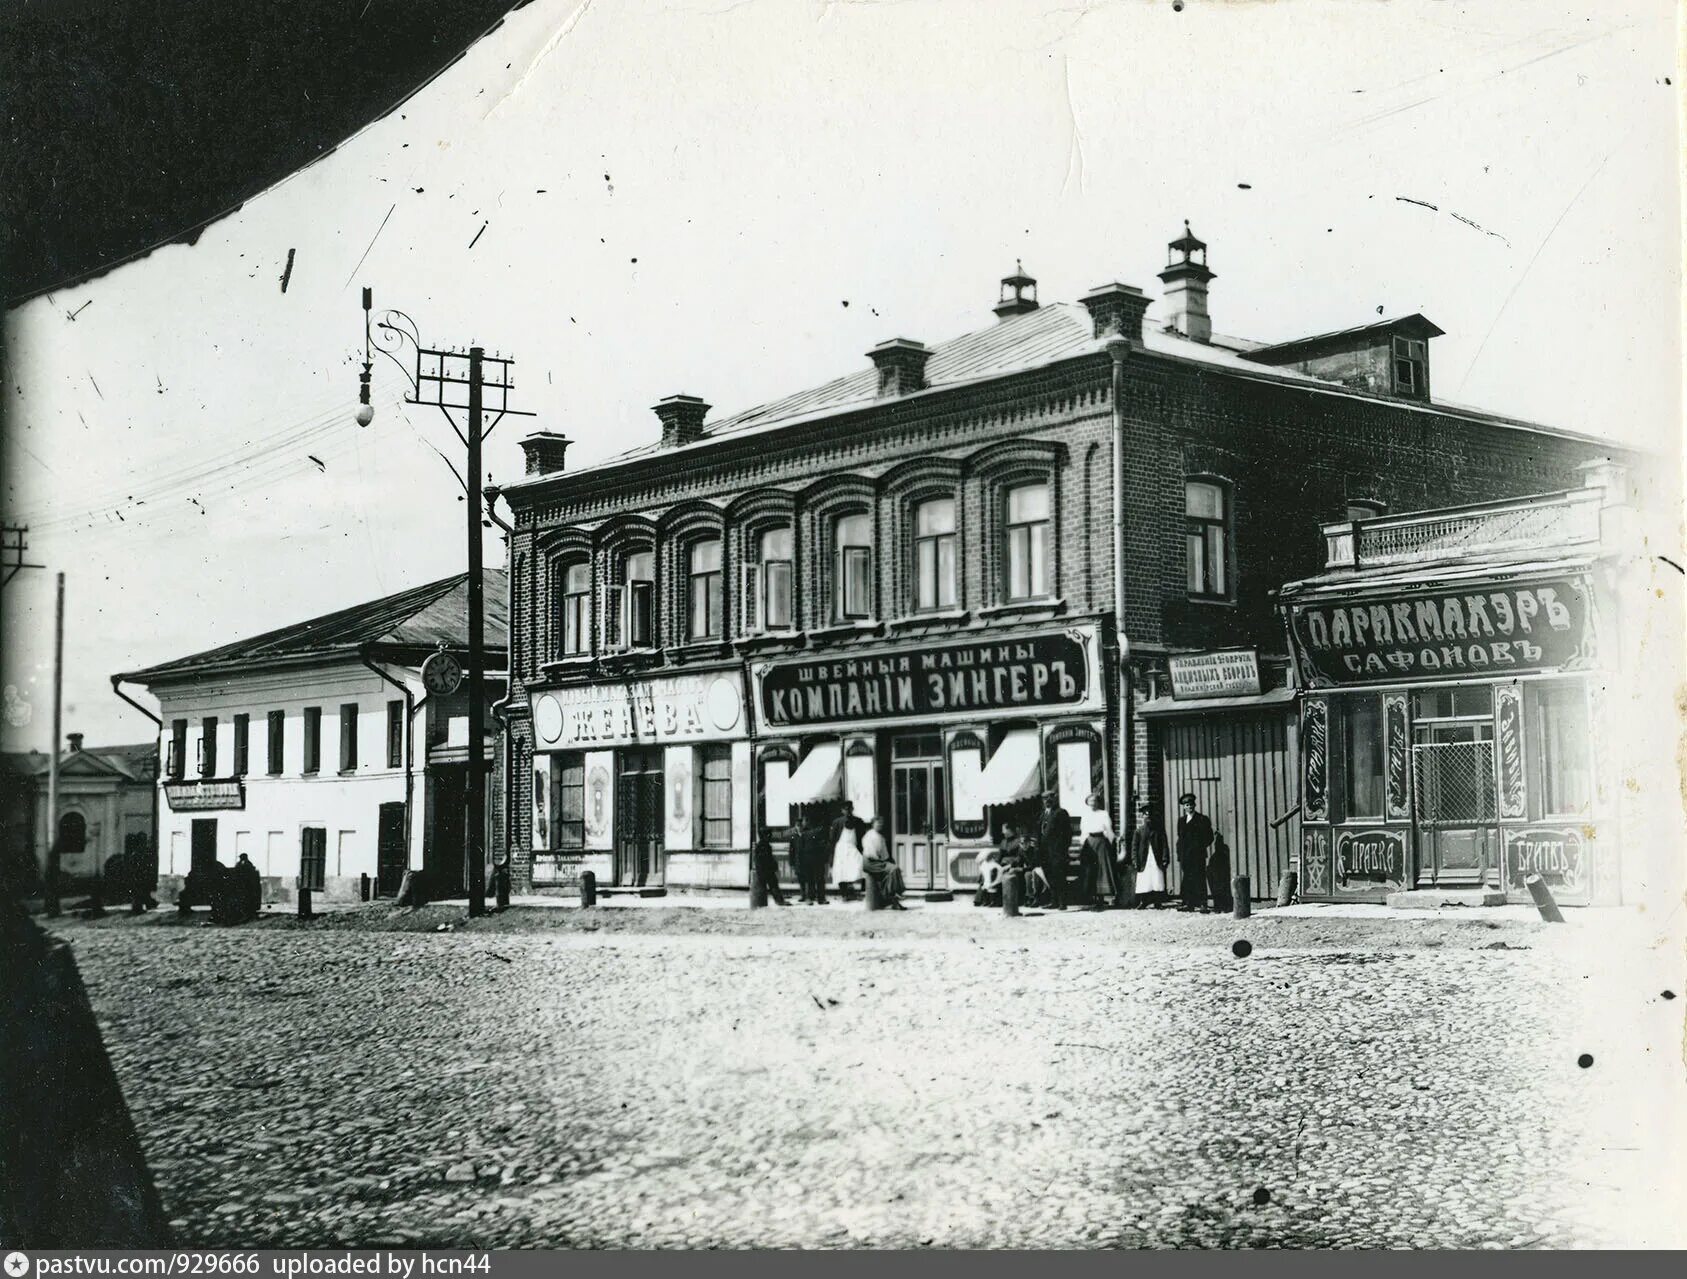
[751,801,906,909]
[749,790,1232,915]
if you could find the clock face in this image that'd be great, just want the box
[422,652,464,696]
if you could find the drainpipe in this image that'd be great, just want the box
[1106,337,1134,829]
[483,485,517,893]
[359,648,416,875]
[110,676,162,890]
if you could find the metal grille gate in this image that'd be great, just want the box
[1411,741,1497,825]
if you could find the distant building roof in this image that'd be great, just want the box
[511,302,1611,493]
[1,743,157,782]
[121,569,508,686]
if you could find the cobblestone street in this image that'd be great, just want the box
[53,904,1685,1249]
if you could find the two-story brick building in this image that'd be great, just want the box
[493,226,1623,900]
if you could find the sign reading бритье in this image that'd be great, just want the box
[753,625,1103,732]
[1288,575,1594,688]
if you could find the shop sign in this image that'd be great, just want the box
[163,779,245,812]
[1335,829,1406,886]
[1504,827,1585,893]
[1168,649,1261,699]
[752,625,1102,733]
[1301,699,1329,824]
[531,672,744,750]
[1288,576,1594,688]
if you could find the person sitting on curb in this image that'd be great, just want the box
[860,816,906,909]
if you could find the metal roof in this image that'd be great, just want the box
[1,743,157,781]
[121,569,508,685]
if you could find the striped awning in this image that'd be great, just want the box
[784,741,842,804]
[975,729,1042,805]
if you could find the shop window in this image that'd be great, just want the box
[607,549,656,650]
[303,706,322,775]
[700,744,733,847]
[1536,683,1591,817]
[913,497,958,611]
[1185,478,1230,599]
[232,714,249,777]
[745,526,794,632]
[1412,686,1493,719]
[168,719,187,779]
[552,753,585,849]
[199,716,218,776]
[762,755,792,830]
[1344,696,1385,819]
[386,700,404,768]
[266,710,285,776]
[688,538,724,640]
[835,513,873,621]
[558,561,591,656]
[1004,483,1050,601]
[1392,336,1427,395]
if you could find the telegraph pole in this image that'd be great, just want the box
[44,572,64,917]
[359,293,531,917]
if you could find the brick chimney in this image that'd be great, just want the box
[1158,220,1215,343]
[994,262,1039,321]
[867,339,931,397]
[652,395,710,447]
[519,432,572,476]
[1080,283,1150,343]
[67,732,84,754]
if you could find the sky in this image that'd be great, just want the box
[2,0,1680,752]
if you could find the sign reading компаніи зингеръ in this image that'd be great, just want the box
[1288,575,1594,687]
[753,625,1102,732]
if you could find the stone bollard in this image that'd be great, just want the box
[749,869,766,908]
[1524,873,1565,923]
[1233,875,1251,920]
[85,878,107,919]
[360,873,371,903]
[1002,869,1022,918]
[863,873,883,911]
[579,869,597,909]
[297,885,314,920]
[1275,869,1298,908]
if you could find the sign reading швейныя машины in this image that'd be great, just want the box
[754,625,1102,732]
[1288,576,1594,688]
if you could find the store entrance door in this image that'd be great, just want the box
[614,748,664,888]
[891,735,947,891]
[1412,722,1497,886]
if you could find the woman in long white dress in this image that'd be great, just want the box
[832,819,865,896]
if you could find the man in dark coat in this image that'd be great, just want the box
[232,852,263,922]
[1206,833,1234,914]
[751,830,787,906]
[794,811,828,905]
[1036,791,1072,911]
[1176,793,1214,912]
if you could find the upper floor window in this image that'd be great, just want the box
[266,710,284,776]
[232,714,249,777]
[835,513,872,621]
[303,706,322,775]
[559,561,590,656]
[199,716,218,776]
[608,549,656,650]
[746,525,794,632]
[386,700,404,769]
[688,538,724,640]
[168,719,187,780]
[1185,478,1230,600]
[1392,336,1427,395]
[913,497,957,611]
[339,703,359,772]
[1004,482,1050,601]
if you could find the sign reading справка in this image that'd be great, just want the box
[753,625,1102,733]
[1288,575,1594,688]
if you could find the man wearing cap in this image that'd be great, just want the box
[1175,793,1214,912]
[1128,800,1169,908]
[1036,790,1072,911]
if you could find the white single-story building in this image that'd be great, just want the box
[114,570,506,904]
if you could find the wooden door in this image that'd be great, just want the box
[376,801,406,897]
[891,758,948,891]
[190,818,218,871]
[1412,723,1496,886]
[299,825,327,892]
[614,749,664,887]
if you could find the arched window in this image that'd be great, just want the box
[558,561,591,656]
[57,811,87,854]
[1004,482,1050,601]
[834,512,873,621]
[610,548,657,649]
[747,525,794,632]
[1185,477,1231,599]
[912,497,957,611]
[687,538,723,640]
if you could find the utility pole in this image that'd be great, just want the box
[2,524,46,590]
[44,572,64,917]
[362,293,532,918]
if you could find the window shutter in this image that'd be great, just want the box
[741,560,759,634]
[604,584,624,649]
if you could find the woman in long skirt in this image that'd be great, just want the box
[832,818,865,898]
[1131,800,1169,906]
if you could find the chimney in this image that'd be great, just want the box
[994,262,1039,321]
[67,732,84,754]
[519,432,572,476]
[652,395,710,447]
[1158,220,1215,343]
[1080,283,1150,343]
[867,339,930,397]
[1578,457,1629,508]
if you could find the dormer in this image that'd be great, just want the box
[1240,313,1445,401]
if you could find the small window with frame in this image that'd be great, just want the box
[1392,336,1427,396]
[1185,478,1231,600]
